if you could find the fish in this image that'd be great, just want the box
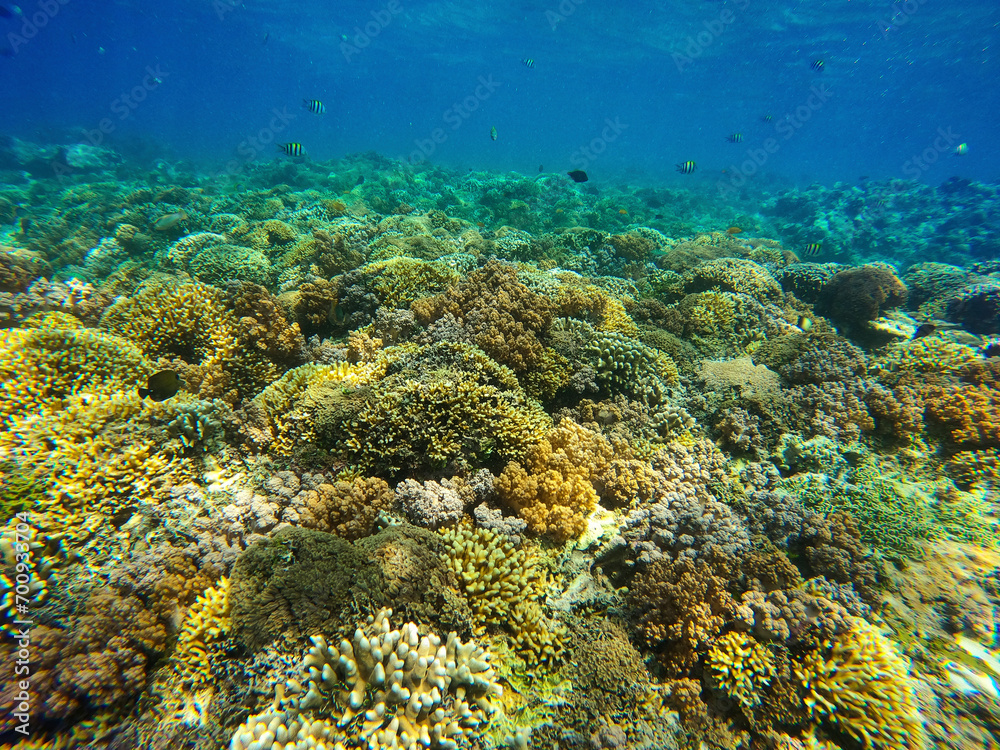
[356,175,365,185]
[262,32,269,45]
[726,133,744,143]
[726,226,742,235]
[797,315,813,332]
[139,370,184,401]
[555,208,564,213]
[153,210,188,232]
[303,99,326,115]
[619,209,628,215]
[982,343,1000,359]
[521,58,535,68]
[676,161,697,174]
[954,143,969,156]
[802,242,823,257]
[477,222,485,228]
[811,59,825,72]
[18,217,30,234]
[538,165,544,173]
[912,323,937,339]
[490,126,498,141]
[278,142,304,156]
[761,114,774,123]
[567,170,588,183]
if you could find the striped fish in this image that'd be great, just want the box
[726,133,744,143]
[303,99,326,114]
[278,142,304,157]
[521,57,535,68]
[676,160,697,174]
[803,242,823,256]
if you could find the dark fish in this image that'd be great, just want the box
[490,126,498,141]
[538,164,543,173]
[726,133,744,143]
[811,59,825,72]
[802,242,823,256]
[654,213,664,219]
[356,175,365,185]
[139,370,184,401]
[303,99,326,115]
[521,58,535,68]
[983,343,1000,359]
[278,142,304,156]
[676,160,697,174]
[912,324,936,339]
[761,114,774,123]
[18,217,30,234]
[567,169,588,183]
[153,210,188,232]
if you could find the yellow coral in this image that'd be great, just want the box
[878,337,979,378]
[686,290,737,337]
[172,577,231,689]
[707,631,774,709]
[495,418,613,542]
[795,618,926,750]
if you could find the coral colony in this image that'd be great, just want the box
[1,143,999,750]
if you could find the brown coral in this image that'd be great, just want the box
[817,264,907,327]
[495,418,614,542]
[297,476,395,540]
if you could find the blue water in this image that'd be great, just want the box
[2,0,999,187]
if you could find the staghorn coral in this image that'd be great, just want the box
[228,608,502,750]
[706,631,775,709]
[794,617,926,750]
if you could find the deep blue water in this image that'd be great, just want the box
[2,0,999,188]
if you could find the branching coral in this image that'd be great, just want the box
[229,608,502,750]
[794,617,926,750]
[706,631,775,709]
[495,418,613,542]
[440,523,565,664]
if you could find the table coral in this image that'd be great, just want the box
[229,608,502,750]
[795,617,926,750]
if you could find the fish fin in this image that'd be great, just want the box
[138,388,151,399]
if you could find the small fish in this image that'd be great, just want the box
[811,59,825,72]
[538,164,543,173]
[521,57,535,68]
[490,126,498,141]
[262,32,269,45]
[303,99,326,115]
[726,133,744,143]
[913,323,937,339]
[802,242,823,257]
[152,210,188,232]
[555,208,564,213]
[278,142,304,156]
[726,226,742,235]
[798,315,813,332]
[356,175,365,185]
[139,370,184,401]
[982,343,1000,359]
[954,143,969,156]
[619,209,628,215]
[567,170,588,183]
[654,213,664,219]
[676,161,697,174]
[18,217,30,234]
[761,114,774,123]
[476,221,485,228]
